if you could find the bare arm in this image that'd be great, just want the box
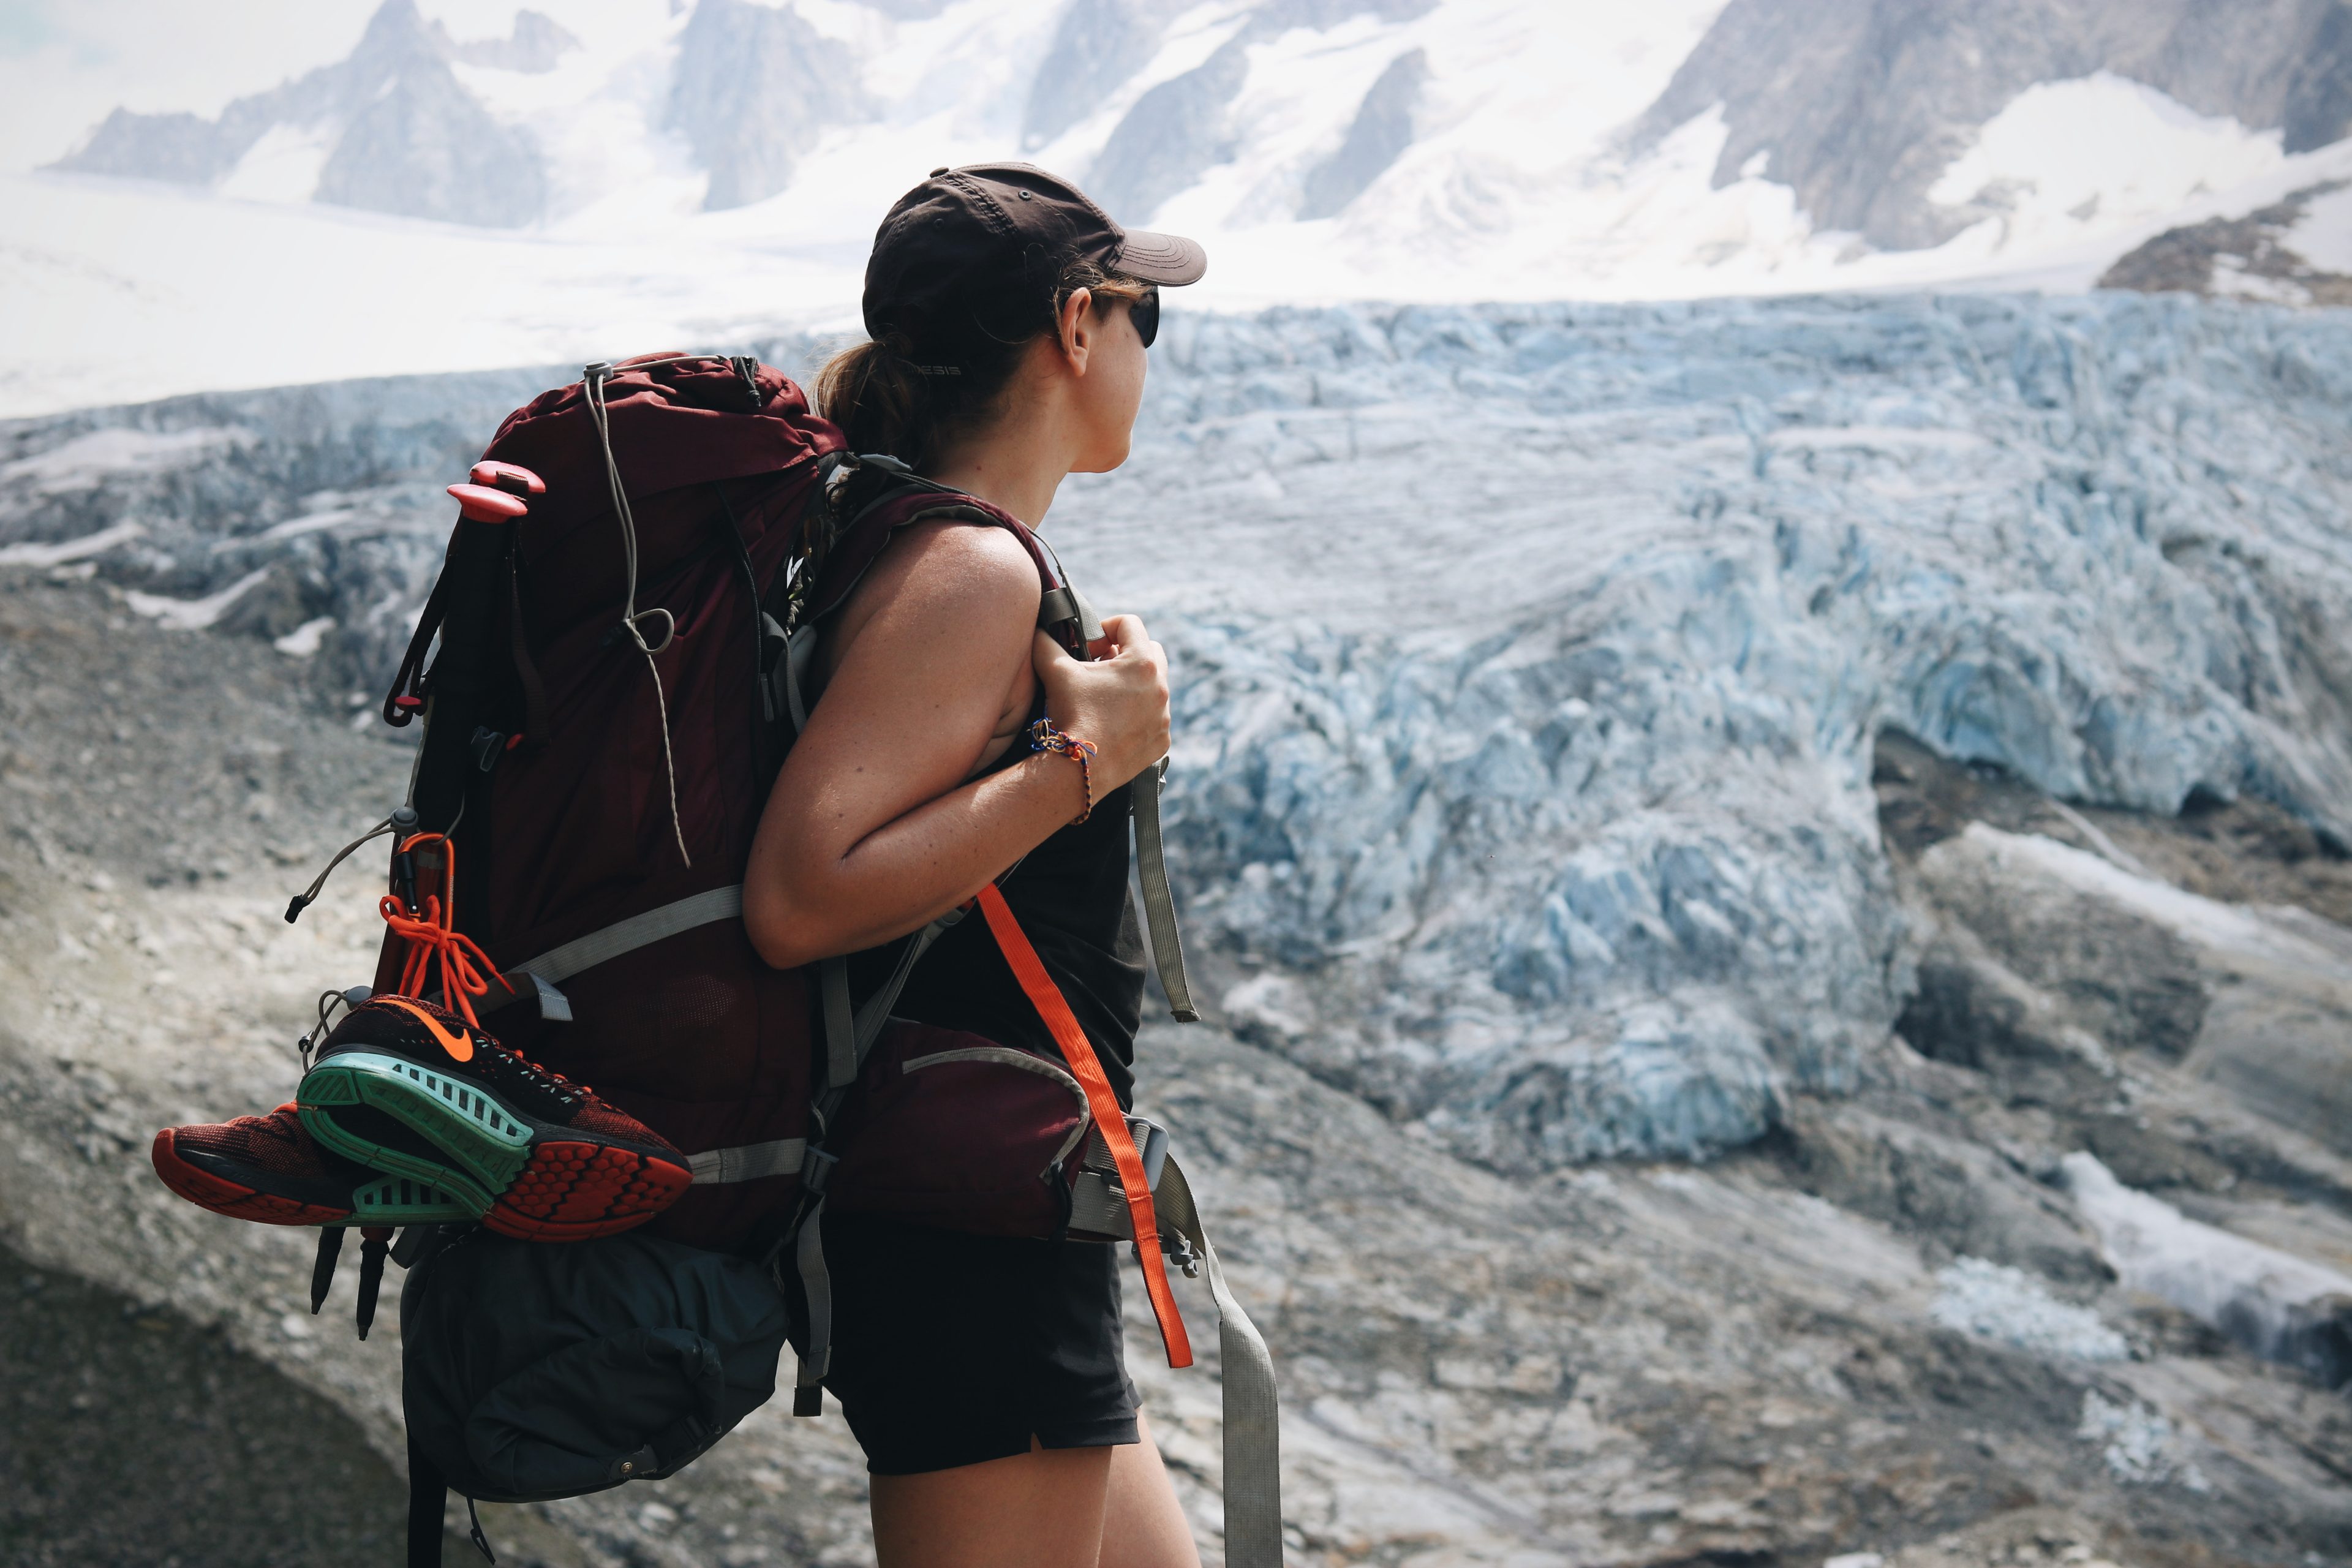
[741,521,1168,970]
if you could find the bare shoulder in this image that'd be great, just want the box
[823,518,1041,676]
[855,518,1038,620]
[891,518,1038,594]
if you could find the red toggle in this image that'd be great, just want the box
[446,483,528,524]
[470,461,546,497]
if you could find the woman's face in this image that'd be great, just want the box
[1066,291,1150,475]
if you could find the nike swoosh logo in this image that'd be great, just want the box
[378,995,475,1064]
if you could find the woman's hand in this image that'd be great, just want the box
[1031,613,1169,793]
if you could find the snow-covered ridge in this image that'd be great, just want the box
[16,1,2352,417]
[7,292,2352,1171]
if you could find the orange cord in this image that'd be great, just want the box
[380,832,509,1027]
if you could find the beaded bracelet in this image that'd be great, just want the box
[1028,716,1098,825]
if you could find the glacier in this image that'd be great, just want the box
[7,292,2352,1177]
[1063,292,2352,1169]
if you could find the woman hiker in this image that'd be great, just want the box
[741,164,1207,1568]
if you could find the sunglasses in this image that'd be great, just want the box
[1131,287,1160,349]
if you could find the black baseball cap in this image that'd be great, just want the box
[863,163,1207,356]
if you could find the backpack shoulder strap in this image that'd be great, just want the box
[1129,760,1197,1020]
[783,460,1197,1020]
[800,469,1085,644]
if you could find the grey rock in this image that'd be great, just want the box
[2101,181,2352,306]
[1255,0,1434,25]
[315,10,548,228]
[0,1240,461,1566]
[1769,1098,2113,1287]
[451,10,581,75]
[1630,0,2352,251]
[1895,934,2124,1099]
[1298,49,1427,221]
[2283,1,2352,151]
[1023,0,1170,151]
[1087,36,1251,224]
[667,0,870,211]
[1909,843,2209,1061]
[47,0,550,229]
[55,108,247,186]
[1083,0,1438,221]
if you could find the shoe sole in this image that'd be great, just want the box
[150,1129,472,1227]
[298,1052,692,1241]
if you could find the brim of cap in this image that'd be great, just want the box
[1114,229,1207,286]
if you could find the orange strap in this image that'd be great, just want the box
[975,883,1193,1368]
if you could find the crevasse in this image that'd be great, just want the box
[6,293,2351,1170]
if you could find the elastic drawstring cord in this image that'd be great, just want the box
[380,832,508,1027]
[583,361,693,869]
[284,812,404,924]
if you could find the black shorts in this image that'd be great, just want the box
[818,1214,1140,1475]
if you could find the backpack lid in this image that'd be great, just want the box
[483,352,844,549]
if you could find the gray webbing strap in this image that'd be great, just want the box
[705,918,953,1189]
[543,884,737,981]
[856,915,950,1055]
[757,612,789,725]
[821,958,855,1089]
[1055,1137,1284,1559]
[1153,1154,1283,1567]
[481,884,746,1011]
[1066,1115,1170,1238]
[783,624,818,734]
[1037,582,1106,644]
[1131,761,1199,1022]
[785,914,954,1417]
[1068,1166,1136,1238]
[688,1138,806,1185]
[791,1195,832,1414]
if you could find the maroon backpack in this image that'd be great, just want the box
[311,353,1276,1563]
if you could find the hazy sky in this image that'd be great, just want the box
[0,2,392,168]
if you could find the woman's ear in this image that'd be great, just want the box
[1057,286,1095,375]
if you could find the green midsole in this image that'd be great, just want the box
[298,1050,533,1208]
[341,1172,474,1226]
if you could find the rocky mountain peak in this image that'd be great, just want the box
[451,9,581,74]
[46,0,560,228]
[1632,0,2352,251]
[667,0,869,211]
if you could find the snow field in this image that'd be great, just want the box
[13,3,2352,413]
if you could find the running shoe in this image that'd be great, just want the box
[151,1104,474,1227]
[296,995,692,1241]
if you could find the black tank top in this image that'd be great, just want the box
[849,756,1148,1108]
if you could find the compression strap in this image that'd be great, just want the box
[974,883,1193,1369]
[1129,760,1198,1020]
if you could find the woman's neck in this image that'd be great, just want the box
[924,456,1063,530]
[924,385,1077,529]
